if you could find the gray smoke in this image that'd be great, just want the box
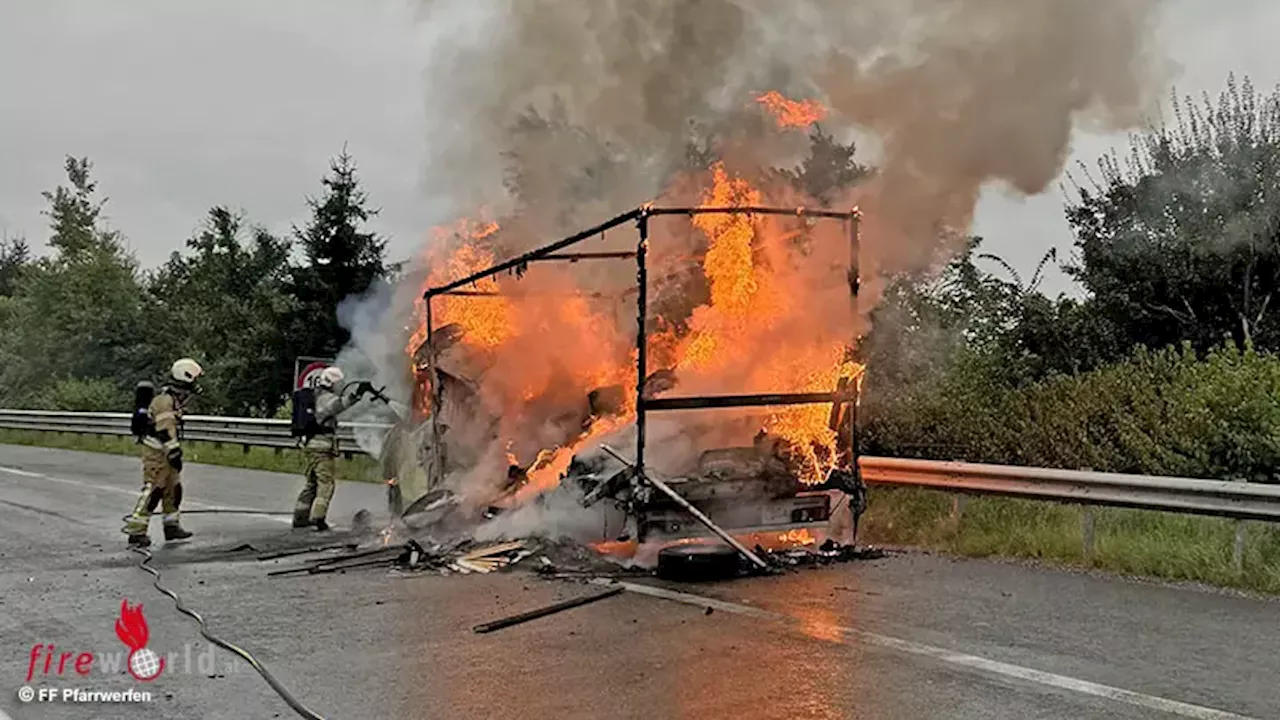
[414,0,1170,282]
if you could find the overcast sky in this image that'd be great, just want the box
[2,1,1277,297]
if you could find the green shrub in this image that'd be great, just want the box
[37,377,129,412]
[867,342,1280,481]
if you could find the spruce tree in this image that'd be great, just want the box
[287,148,387,358]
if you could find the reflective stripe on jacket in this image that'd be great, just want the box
[303,387,354,453]
[143,391,183,453]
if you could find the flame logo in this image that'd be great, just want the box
[115,600,165,682]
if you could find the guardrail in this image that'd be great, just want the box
[4,409,1279,564]
[0,409,385,456]
[857,456,1280,523]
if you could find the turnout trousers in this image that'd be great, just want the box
[295,447,336,523]
[123,450,183,536]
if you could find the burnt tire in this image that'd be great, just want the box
[656,543,741,582]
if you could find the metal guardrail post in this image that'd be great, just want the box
[1232,477,1247,573]
[1081,507,1096,558]
[1233,521,1247,573]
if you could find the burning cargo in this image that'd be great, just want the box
[391,182,868,558]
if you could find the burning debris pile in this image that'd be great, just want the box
[259,528,886,584]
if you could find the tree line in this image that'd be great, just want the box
[0,151,387,417]
[3,74,1279,480]
[863,75,1280,482]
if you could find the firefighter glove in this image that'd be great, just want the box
[167,447,184,472]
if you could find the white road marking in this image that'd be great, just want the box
[0,465,291,524]
[1,465,135,497]
[617,581,1256,720]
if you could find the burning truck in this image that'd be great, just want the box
[357,93,875,569]
[379,167,869,561]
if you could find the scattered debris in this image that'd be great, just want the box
[450,541,530,574]
[265,538,539,578]
[472,586,625,634]
[758,538,889,570]
[261,526,886,583]
[267,545,404,577]
[256,543,358,562]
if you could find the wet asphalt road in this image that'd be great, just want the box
[0,443,1277,720]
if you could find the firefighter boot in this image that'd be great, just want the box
[292,510,312,528]
[312,517,330,532]
[163,523,193,542]
[127,533,152,548]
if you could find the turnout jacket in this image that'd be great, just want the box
[141,390,183,457]
[303,387,357,453]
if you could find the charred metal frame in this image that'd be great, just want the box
[421,205,862,502]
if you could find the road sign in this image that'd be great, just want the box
[294,358,334,390]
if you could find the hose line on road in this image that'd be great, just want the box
[120,508,295,523]
[180,508,294,516]
[129,546,329,720]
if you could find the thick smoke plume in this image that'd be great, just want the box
[337,0,1168,516]
[415,0,1167,271]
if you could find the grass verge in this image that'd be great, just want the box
[3,429,1278,593]
[861,487,1280,594]
[0,429,382,483]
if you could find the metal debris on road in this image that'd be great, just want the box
[472,586,625,634]
[267,545,406,577]
[759,539,889,570]
[264,538,537,578]
[256,543,359,561]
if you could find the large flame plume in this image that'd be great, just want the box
[340,0,1166,514]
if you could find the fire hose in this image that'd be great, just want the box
[126,508,330,720]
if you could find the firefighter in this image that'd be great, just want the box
[123,358,203,548]
[294,366,375,530]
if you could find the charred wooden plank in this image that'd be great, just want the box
[472,587,625,634]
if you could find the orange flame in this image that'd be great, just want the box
[778,528,817,546]
[407,218,506,359]
[680,162,860,484]
[406,96,864,498]
[755,91,827,129]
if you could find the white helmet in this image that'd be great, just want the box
[317,366,345,390]
[170,358,203,390]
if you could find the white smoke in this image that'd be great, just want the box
[333,277,412,458]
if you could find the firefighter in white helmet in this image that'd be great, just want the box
[293,366,375,530]
[124,358,203,548]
